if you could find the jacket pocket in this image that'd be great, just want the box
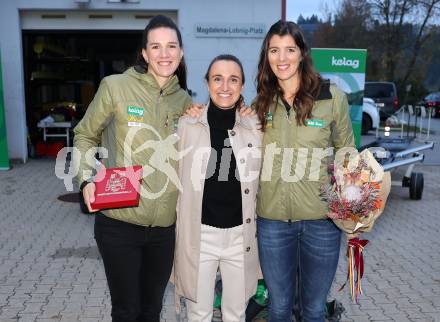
[296,124,330,148]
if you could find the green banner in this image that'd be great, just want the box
[0,51,10,170]
[311,48,367,148]
[312,48,367,73]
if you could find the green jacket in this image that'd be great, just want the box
[73,67,192,227]
[256,82,355,221]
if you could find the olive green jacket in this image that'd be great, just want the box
[73,67,192,227]
[256,82,355,221]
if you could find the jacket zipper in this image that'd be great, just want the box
[286,107,292,123]
[151,88,164,225]
[280,99,294,221]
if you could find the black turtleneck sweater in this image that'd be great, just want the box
[201,101,243,228]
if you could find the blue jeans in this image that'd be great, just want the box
[257,217,341,322]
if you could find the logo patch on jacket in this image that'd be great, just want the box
[127,106,144,127]
[306,119,325,128]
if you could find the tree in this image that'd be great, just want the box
[368,0,440,100]
[311,0,440,99]
[298,14,322,24]
[400,0,440,85]
[312,0,373,50]
[370,0,417,80]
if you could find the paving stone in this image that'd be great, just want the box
[384,313,414,322]
[21,302,45,314]
[0,306,23,318]
[2,151,440,322]
[79,307,102,318]
[39,309,63,319]
[17,313,40,322]
[59,313,80,322]
[413,302,440,313]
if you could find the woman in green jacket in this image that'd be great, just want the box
[254,20,355,322]
[74,15,191,322]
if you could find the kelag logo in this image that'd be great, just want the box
[127,106,144,117]
[331,56,360,69]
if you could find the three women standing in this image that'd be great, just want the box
[75,13,354,322]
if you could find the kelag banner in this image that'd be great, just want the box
[0,51,10,170]
[311,48,367,148]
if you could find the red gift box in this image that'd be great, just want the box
[91,166,143,210]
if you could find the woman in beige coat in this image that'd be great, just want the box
[174,55,262,322]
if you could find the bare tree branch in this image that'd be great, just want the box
[402,0,440,84]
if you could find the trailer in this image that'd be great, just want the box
[360,104,435,200]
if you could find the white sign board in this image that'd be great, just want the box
[194,23,266,38]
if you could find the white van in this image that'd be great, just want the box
[362,97,380,134]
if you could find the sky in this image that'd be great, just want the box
[286,0,334,22]
[286,0,440,24]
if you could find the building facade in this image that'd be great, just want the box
[0,0,283,162]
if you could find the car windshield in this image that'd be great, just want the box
[425,93,440,101]
[365,83,395,98]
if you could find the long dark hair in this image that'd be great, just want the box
[255,20,321,130]
[134,15,187,90]
[205,54,245,109]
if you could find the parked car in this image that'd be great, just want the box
[365,81,398,120]
[362,97,380,134]
[419,92,440,118]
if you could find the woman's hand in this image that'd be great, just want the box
[82,182,99,213]
[184,103,205,118]
[238,102,256,117]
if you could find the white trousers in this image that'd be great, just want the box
[186,224,246,322]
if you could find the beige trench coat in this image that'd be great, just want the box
[173,106,262,304]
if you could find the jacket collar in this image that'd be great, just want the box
[271,78,333,105]
[316,79,332,101]
[125,67,181,96]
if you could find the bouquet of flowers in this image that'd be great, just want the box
[321,149,391,303]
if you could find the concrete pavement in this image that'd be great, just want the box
[0,153,439,321]
[328,164,440,321]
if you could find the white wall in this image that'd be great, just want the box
[1,2,28,162]
[179,0,281,104]
[0,0,281,161]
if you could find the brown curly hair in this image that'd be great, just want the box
[255,20,322,131]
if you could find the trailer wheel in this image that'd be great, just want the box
[409,172,424,200]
